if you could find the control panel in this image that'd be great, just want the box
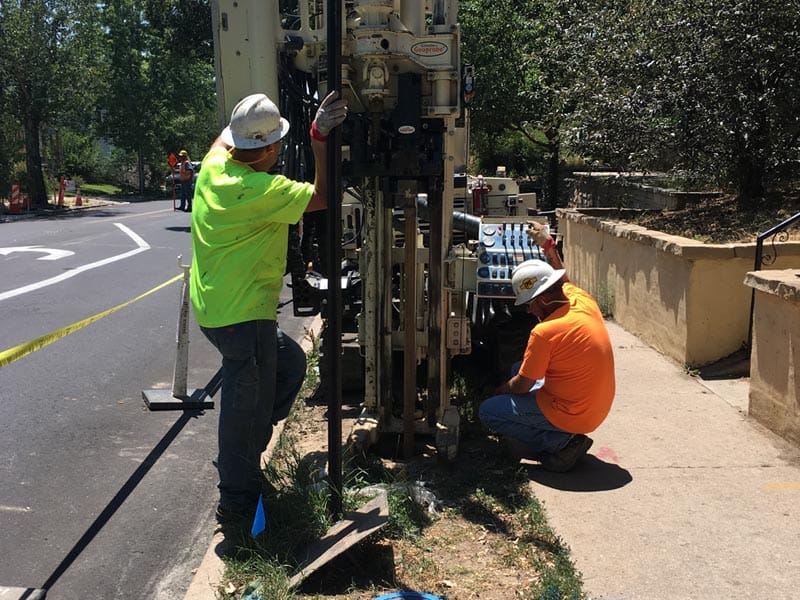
[476,218,547,298]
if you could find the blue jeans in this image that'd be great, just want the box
[179,181,192,210]
[200,321,306,514]
[479,362,572,455]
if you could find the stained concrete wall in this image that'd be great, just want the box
[745,270,800,447]
[568,172,722,210]
[558,208,800,366]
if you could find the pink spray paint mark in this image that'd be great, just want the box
[595,446,619,463]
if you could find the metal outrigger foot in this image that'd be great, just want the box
[142,257,218,411]
[142,368,220,411]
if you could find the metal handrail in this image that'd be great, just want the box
[747,211,800,348]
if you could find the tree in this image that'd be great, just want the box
[563,0,800,204]
[679,0,800,202]
[460,0,584,208]
[0,1,104,208]
[100,0,216,193]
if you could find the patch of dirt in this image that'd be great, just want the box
[286,394,562,600]
[628,191,800,243]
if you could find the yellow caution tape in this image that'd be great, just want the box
[0,274,183,368]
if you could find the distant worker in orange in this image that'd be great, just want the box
[479,224,616,472]
[177,150,194,212]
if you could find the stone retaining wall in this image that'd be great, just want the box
[745,270,800,446]
[557,208,800,367]
[567,172,722,210]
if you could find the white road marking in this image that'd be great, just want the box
[0,246,75,261]
[0,223,150,303]
[0,505,31,512]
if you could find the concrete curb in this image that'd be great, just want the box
[0,198,127,222]
[182,314,323,600]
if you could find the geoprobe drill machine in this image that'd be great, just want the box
[211,0,548,460]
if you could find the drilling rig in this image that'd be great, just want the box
[211,0,548,460]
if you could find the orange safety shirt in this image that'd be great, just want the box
[519,282,615,433]
[179,159,193,182]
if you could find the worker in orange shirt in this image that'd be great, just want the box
[479,224,616,472]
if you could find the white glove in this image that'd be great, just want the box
[527,221,556,251]
[313,91,348,137]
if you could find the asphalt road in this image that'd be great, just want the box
[0,199,316,599]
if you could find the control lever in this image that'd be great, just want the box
[501,302,512,319]
[480,299,489,326]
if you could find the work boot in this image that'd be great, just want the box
[501,437,540,462]
[539,434,593,473]
[214,505,256,559]
[215,505,254,526]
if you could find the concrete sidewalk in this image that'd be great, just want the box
[528,322,800,600]
[183,320,799,600]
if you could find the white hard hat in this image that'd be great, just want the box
[511,259,566,306]
[221,93,290,149]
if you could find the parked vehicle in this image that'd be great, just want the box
[165,161,201,187]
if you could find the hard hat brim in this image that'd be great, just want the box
[513,268,566,305]
[220,117,290,150]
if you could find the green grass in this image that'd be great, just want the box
[218,439,426,599]
[80,183,122,195]
[218,331,428,599]
[424,446,586,600]
[218,332,585,600]
[594,283,615,318]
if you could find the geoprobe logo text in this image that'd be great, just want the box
[411,42,448,57]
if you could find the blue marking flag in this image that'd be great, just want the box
[251,494,266,538]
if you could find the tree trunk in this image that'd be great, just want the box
[734,106,768,208]
[24,111,48,209]
[545,139,560,211]
[138,150,145,195]
[735,153,765,207]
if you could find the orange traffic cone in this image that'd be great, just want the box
[9,182,20,214]
[75,188,82,206]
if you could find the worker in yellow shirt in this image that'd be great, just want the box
[189,90,347,535]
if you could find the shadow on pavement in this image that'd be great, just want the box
[39,410,204,593]
[525,454,632,492]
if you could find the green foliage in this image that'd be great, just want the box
[0,109,18,198]
[6,0,795,208]
[61,131,110,182]
[378,482,431,540]
[460,0,583,207]
[221,560,294,600]
[99,0,217,192]
[562,0,800,203]
[10,161,29,190]
[461,0,800,205]
[0,0,105,206]
[593,283,615,319]
[471,128,548,179]
[0,0,216,198]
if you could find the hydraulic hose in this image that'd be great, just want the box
[403,194,481,239]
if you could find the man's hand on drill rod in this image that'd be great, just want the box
[312,91,348,138]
